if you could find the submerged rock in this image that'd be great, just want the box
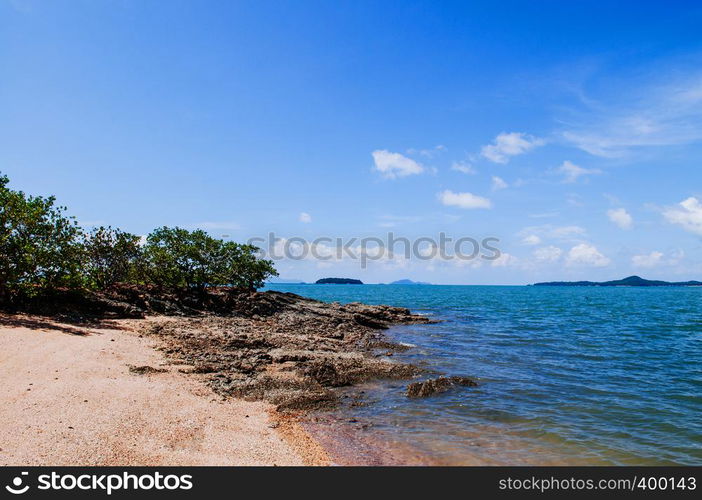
[406,376,478,398]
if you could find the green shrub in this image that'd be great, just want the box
[82,226,142,289]
[215,242,278,290]
[142,226,277,291]
[0,173,83,302]
[0,171,278,303]
[141,227,208,290]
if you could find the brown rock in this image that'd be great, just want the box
[406,376,478,398]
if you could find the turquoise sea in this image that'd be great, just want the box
[264,283,702,465]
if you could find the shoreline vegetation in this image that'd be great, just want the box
[0,171,474,465]
[0,171,278,311]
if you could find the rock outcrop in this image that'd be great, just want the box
[136,289,435,411]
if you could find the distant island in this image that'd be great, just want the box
[389,279,431,285]
[533,275,702,287]
[315,278,364,285]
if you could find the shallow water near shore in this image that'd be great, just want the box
[265,283,702,465]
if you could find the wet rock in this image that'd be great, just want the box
[135,289,434,412]
[366,340,412,352]
[128,365,167,375]
[406,376,478,398]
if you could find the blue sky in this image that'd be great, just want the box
[2,0,702,284]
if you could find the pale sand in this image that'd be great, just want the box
[0,314,329,466]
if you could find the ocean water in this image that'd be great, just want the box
[264,284,702,465]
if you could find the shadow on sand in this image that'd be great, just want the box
[0,314,126,336]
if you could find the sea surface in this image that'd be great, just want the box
[264,284,702,465]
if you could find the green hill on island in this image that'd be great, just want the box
[315,278,363,285]
[533,275,702,287]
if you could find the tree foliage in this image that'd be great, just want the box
[216,242,278,290]
[0,173,83,300]
[142,227,277,291]
[0,171,278,304]
[82,226,142,289]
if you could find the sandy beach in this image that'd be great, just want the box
[0,314,329,466]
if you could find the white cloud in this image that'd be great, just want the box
[417,244,438,258]
[408,145,447,158]
[491,252,518,267]
[556,160,601,183]
[7,0,34,13]
[603,193,622,205]
[451,161,477,174]
[376,214,423,228]
[663,197,702,236]
[561,73,702,158]
[437,190,492,209]
[566,243,611,267]
[372,150,424,179]
[299,212,312,223]
[566,193,584,206]
[529,211,559,219]
[629,249,686,271]
[551,225,586,238]
[533,246,563,262]
[631,251,664,268]
[607,208,633,230]
[521,234,541,246]
[481,132,545,164]
[491,176,508,190]
[669,249,685,265]
[451,256,484,269]
[520,225,586,242]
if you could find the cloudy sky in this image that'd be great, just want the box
[2,1,702,284]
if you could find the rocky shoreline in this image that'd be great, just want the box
[5,284,477,416]
[1,285,482,465]
[135,290,440,412]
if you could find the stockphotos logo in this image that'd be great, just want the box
[5,472,29,495]
[4,471,193,495]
